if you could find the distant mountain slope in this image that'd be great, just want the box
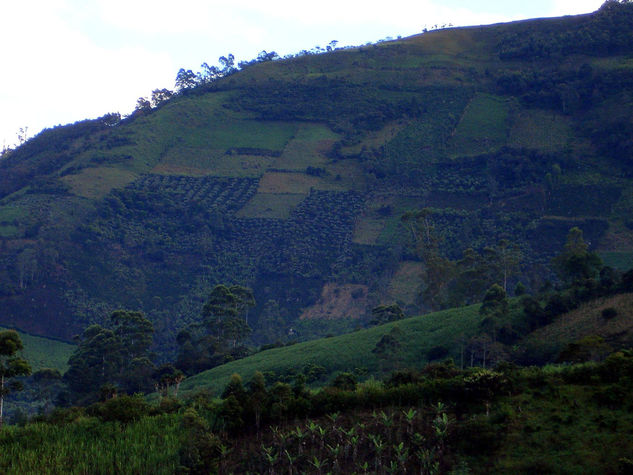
[1,3,633,352]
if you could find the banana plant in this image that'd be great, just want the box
[261,445,278,475]
[284,449,297,475]
[394,441,409,472]
[403,408,418,436]
[356,460,370,475]
[292,426,307,455]
[308,455,328,475]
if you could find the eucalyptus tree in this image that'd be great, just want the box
[0,330,31,428]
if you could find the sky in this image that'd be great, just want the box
[0,0,604,149]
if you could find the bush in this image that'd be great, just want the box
[601,307,618,320]
[427,345,450,361]
[330,372,357,391]
[89,395,151,423]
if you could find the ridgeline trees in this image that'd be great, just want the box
[0,330,31,428]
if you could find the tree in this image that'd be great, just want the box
[150,88,173,107]
[553,227,602,285]
[372,326,403,372]
[64,310,154,401]
[369,303,405,325]
[202,284,254,348]
[154,364,185,399]
[492,239,522,292]
[64,325,123,402]
[479,284,509,346]
[218,54,236,75]
[31,368,62,413]
[0,330,31,428]
[401,209,455,309]
[135,96,152,112]
[177,285,255,374]
[111,310,153,361]
[175,68,198,91]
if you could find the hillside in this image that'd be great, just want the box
[1,2,633,353]
[0,327,74,372]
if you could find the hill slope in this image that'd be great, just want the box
[1,3,633,351]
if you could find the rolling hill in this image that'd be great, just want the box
[1,2,633,356]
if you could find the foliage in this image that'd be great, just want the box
[63,310,155,403]
[0,330,31,428]
[2,3,633,369]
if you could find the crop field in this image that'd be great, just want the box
[448,93,510,156]
[61,167,139,199]
[352,216,386,245]
[257,171,345,194]
[236,192,306,219]
[153,148,274,178]
[546,184,622,217]
[129,175,259,215]
[508,108,573,151]
[339,120,407,157]
[299,282,369,320]
[272,123,338,170]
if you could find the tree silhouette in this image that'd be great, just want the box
[0,330,31,428]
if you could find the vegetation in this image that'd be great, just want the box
[2,4,633,472]
[2,352,633,473]
[2,3,633,350]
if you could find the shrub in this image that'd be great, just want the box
[427,345,450,361]
[601,307,618,320]
[330,372,357,391]
[89,394,151,423]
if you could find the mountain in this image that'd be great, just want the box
[1,2,633,353]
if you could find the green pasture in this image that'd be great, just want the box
[180,303,486,396]
[0,327,74,372]
[448,93,510,156]
[236,193,306,219]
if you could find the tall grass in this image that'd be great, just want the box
[0,414,182,474]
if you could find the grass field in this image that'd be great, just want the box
[352,216,386,244]
[508,108,573,151]
[0,327,74,372]
[448,93,510,156]
[599,251,633,270]
[153,148,274,177]
[272,123,338,170]
[257,172,345,194]
[180,303,486,396]
[236,192,306,219]
[387,261,424,306]
[61,167,138,199]
[522,293,633,361]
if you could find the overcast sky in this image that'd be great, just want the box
[0,0,604,148]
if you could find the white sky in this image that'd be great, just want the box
[0,0,603,149]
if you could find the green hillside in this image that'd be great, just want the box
[0,327,74,372]
[0,2,633,357]
[180,304,485,396]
